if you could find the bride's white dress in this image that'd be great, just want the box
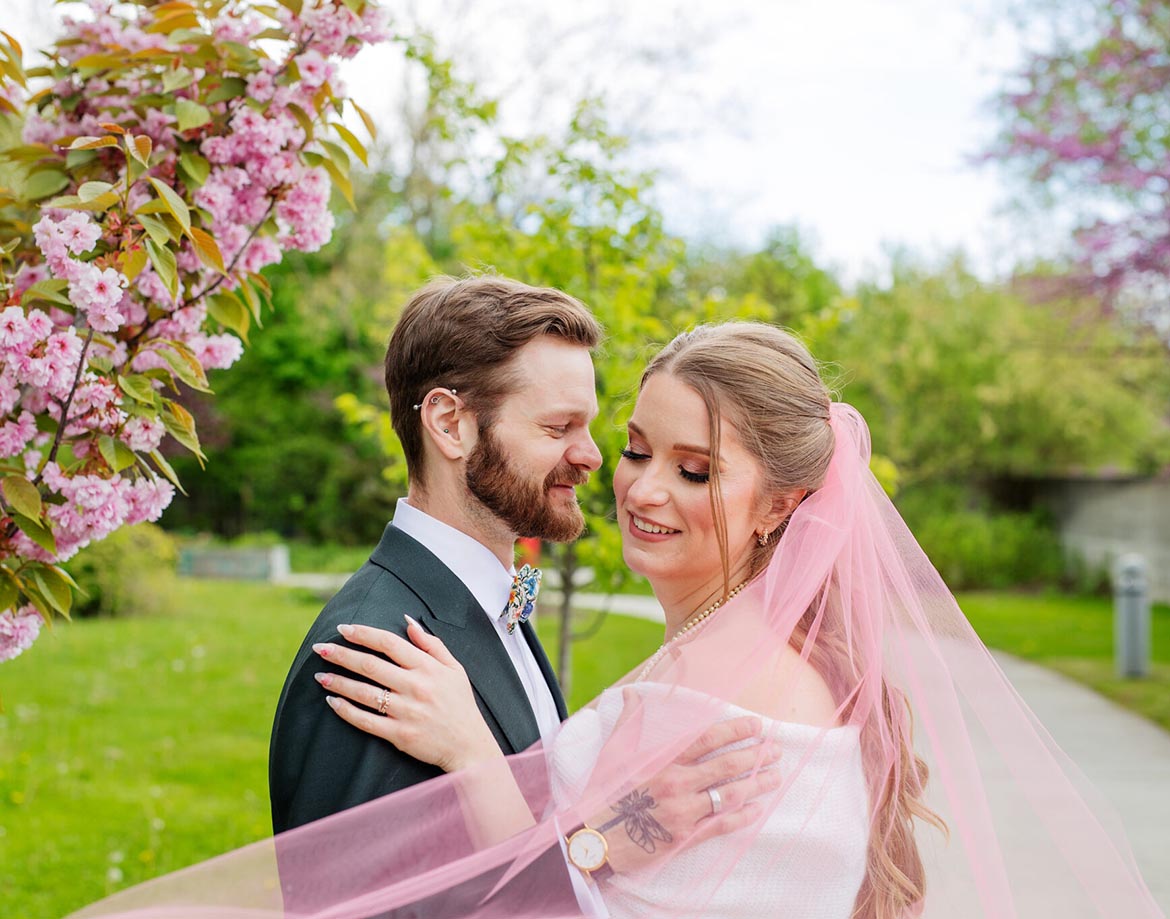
[553,682,870,919]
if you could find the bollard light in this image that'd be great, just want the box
[1113,553,1150,679]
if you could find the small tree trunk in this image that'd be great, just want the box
[556,541,577,703]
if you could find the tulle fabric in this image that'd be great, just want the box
[69,404,1163,919]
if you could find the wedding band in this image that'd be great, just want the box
[376,688,391,715]
[707,787,722,815]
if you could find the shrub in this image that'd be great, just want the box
[896,484,1068,590]
[65,524,178,618]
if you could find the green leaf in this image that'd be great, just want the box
[178,151,210,187]
[162,66,194,93]
[48,565,82,592]
[20,278,72,308]
[78,180,114,202]
[145,238,178,297]
[236,278,262,322]
[321,139,352,172]
[285,102,315,138]
[22,168,69,200]
[12,513,57,556]
[150,449,188,492]
[188,226,226,273]
[332,121,369,166]
[23,582,54,624]
[1,475,42,519]
[207,291,250,342]
[319,155,355,208]
[146,177,191,232]
[138,213,174,246]
[163,400,205,461]
[121,246,149,283]
[0,572,18,612]
[58,190,120,212]
[32,567,72,617]
[175,98,212,132]
[88,354,114,374]
[117,373,158,405]
[128,134,152,166]
[98,434,137,472]
[204,77,246,105]
[149,339,211,392]
[64,149,97,170]
[350,100,377,140]
[68,135,119,150]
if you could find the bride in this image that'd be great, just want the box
[72,322,1162,919]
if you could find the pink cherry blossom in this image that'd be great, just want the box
[0,605,42,663]
[0,0,388,646]
[121,416,165,453]
[0,412,37,457]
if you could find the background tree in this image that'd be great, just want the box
[991,0,1170,332]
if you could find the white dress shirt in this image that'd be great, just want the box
[390,499,608,917]
[391,498,562,740]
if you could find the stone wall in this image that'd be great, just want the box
[1037,478,1170,603]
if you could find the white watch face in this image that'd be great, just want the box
[568,829,607,871]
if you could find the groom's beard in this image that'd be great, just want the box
[466,425,588,543]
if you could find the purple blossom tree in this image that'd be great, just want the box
[992,0,1170,332]
[0,0,389,660]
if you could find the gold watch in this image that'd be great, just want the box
[566,822,617,881]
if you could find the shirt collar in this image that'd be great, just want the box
[391,498,514,619]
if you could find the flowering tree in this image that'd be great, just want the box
[992,0,1170,328]
[0,0,388,662]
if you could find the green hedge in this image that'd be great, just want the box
[65,524,178,618]
[896,485,1068,590]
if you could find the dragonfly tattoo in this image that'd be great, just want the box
[611,787,674,853]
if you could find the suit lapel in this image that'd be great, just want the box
[520,620,568,721]
[370,525,542,754]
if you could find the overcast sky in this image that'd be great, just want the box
[7,0,1036,283]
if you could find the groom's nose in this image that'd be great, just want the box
[566,428,603,472]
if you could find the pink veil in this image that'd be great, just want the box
[67,403,1163,919]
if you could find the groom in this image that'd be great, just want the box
[269,276,768,915]
[270,276,604,836]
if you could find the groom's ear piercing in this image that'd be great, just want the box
[412,388,458,411]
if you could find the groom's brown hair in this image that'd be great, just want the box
[384,275,602,485]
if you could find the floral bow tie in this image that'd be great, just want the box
[501,564,542,634]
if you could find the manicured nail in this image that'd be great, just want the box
[337,624,354,638]
[314,672,332,687]
[312,643,331,657]
[404,614,419,630]
[325,696,340,710]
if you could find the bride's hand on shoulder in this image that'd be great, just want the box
[312,617,501,773]
[596,710,785,875]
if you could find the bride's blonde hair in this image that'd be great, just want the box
[642,322,943,919]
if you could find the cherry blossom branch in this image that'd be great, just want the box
[35,328,94,485]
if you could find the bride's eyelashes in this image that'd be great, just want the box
[620,446,711,484]
[678,466,710,484]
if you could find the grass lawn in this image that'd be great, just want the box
[0,579,660,919]
[1,580,1165,917]
[958,590,1170,731]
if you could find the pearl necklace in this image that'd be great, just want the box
[636,579,750,681]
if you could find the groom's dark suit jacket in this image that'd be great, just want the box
[269,523,580,918]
